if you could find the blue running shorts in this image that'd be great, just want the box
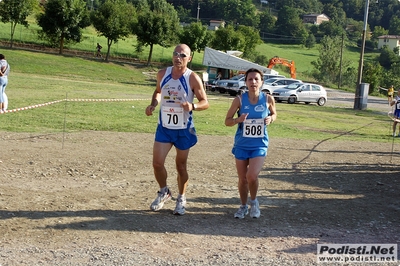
[232,147,267,160]
[155,124,197,150]
[394,109,400,119]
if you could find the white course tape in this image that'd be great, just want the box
[1,98,150,114]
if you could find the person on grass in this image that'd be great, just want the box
[96,43,102,58]
[390,89,400,137]
[0,54,10,113]
[225,68,277,219]
[145,44,209,215]
[388,85,395,105]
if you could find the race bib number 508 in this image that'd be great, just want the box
[162,106,184,129]
[243,119,265,138]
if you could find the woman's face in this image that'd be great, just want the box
[245,72,263,91]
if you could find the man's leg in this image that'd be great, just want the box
[175,148,190,195]
[173,148,190,215]
[150,141,173,211]
[152,141,173,188]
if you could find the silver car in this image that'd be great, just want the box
[272,82,327,106]
[261,78,302,94]
[215,74,246,95]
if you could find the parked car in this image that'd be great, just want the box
[214,74,246,96]
[263,74,285,80]
[272,82,327,106]
[261,77,302,94]
[215,73,286,96]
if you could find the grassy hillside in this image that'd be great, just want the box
[0,47,392,144]
[0,19,381,87]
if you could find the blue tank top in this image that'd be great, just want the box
[234,92,269,150]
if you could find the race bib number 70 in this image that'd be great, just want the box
[243,119,265,138]
[162,106,184,129]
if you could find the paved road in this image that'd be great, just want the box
[210,88,392,114]
[325,88,391,113]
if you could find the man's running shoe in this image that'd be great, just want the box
[234,205,248,219]
[173,195,186,215]
[250,199,260,218]
[150,188,172,211]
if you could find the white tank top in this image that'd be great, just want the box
[158,67,194,129]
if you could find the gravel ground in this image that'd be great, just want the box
[0,130,398,265]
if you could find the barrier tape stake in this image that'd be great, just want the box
[62,93,68,149]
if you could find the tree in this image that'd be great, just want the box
[305,33,316,48]
[210,25,245,52]
[378,45,400,69]
[178,22,211,68]
[258,10,276,34]
[37,0,90,54]
[220,0,259,27]
[236,25,262,59]
[388,15,400,35]
[296,0,323,13]
[175,5,194,23]
[362,61,384,94]
[311,35,352,84]
[342,0,364,21]
[85,0,101,10]
[0,0,37,48]
[91,0,136,61]
[323,1,347,28]
[318,21,346,39]
[274,6,308,44]
[274,0,323,12]
[372,25,388,40]
[133,0,180,66]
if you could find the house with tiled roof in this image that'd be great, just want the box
[303,14,330,25]
[377,35,400,54]
[208,20,225,31]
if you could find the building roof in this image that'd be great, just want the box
[303,13,330,19]
[377,35,400,39]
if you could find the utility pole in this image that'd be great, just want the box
[91,0,94,11]
[338,33,344,90]
[197,3,200,22]
[354,0,370,110]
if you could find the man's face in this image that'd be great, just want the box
[172,48,191,67]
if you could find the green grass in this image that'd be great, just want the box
[0,22,394,143]
[255,43,379,83]
[0,49,394,144]
[0,19,381,81]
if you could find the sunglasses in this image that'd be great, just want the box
[173,51,188,58]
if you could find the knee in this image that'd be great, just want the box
[175,163,187,174]
[246,174,258,184]
[152,161,164,171]
[238,176,248,186]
